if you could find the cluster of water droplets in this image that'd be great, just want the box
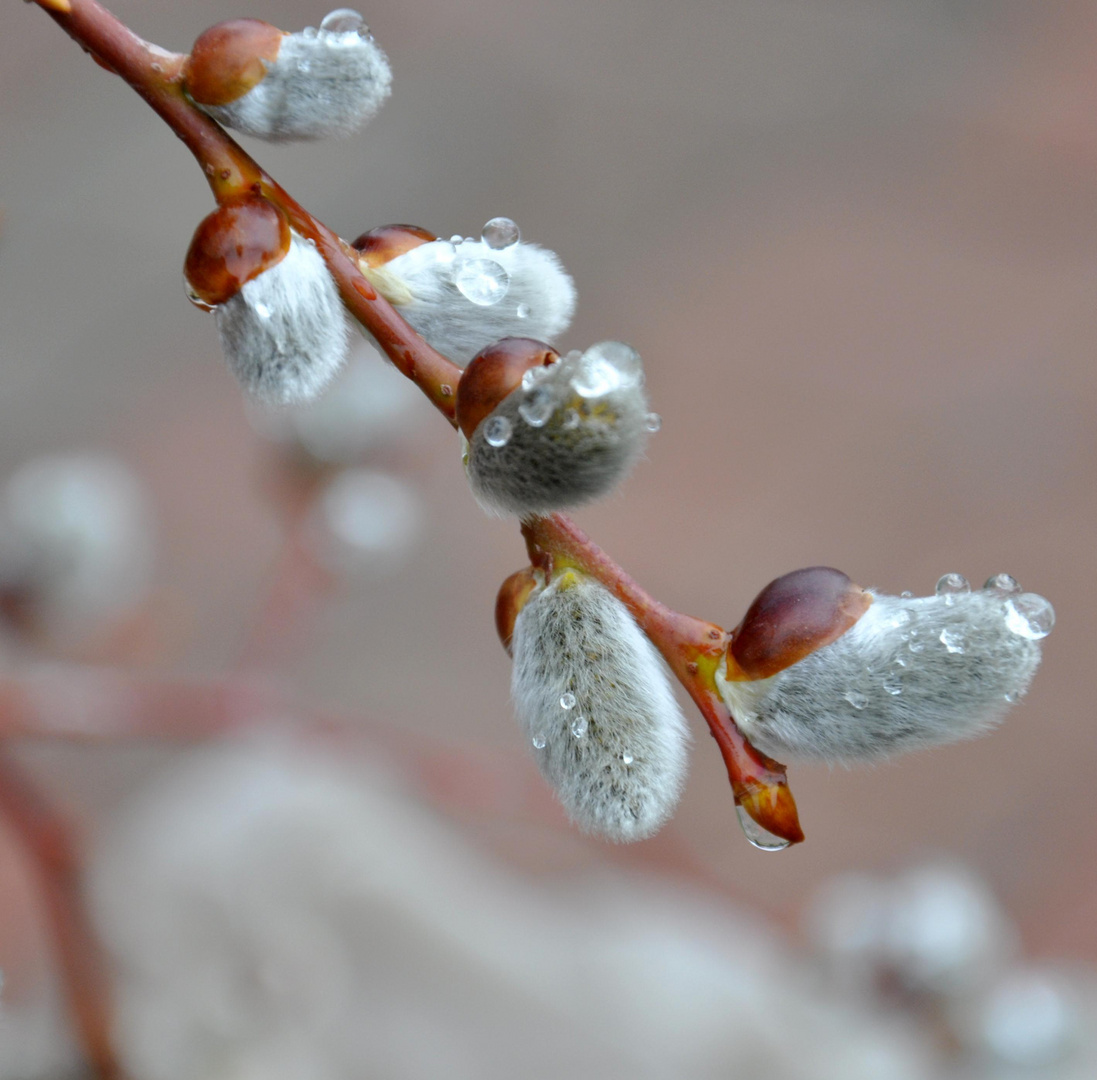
[483,341,649,451]
[839,573,1054,711]
[444,217,523,308]
[530,689,632,756]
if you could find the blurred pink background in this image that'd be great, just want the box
[1,0,1096,1068]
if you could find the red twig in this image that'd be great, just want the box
[0,750,124,1080]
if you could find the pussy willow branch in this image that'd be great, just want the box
[29,0,802,844]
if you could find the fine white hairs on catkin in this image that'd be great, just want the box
[511,570,689,841]
[200,17,392,141]
[216,233,348,404]
[717,581,1052,764]
[467,342,650,516]
[377,237,576,364]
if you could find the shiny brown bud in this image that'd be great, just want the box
[183,194,291,308]
[351,224,437,269]
[455,337,559,440]
[495,566,540,656]
[183,19,285,107]
[727,566,872,681]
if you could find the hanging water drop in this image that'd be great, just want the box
[985,573,1022,595]
[645,412,662,433]
[939,628,965,654]
[570,714,588,739]
[481,217,520,250]
[882,673,903,696]
[531,734,546,750]
[518,387,555,427]
[483,416,512,448]
[1004,594,1055,640]
[516,303,531,319]
[736,804,791,852]
[845,690,868,709]
[559,692,576,710]
[454,259,510,306]
[621,752,634,765]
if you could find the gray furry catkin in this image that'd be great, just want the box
[467,344,649,516]
[215,234,347,404]
[717,588,1048,763]
[380,239,576,365]
[201,24,392,141]
[511,570,690,841]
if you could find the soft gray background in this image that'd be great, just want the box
[2,0,1094,982]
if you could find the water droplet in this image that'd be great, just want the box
[454,258,510,306]
[736,804,791,851]
[521,366,549,392]
[985,572,1022,595]
[1004,594,1055,640]
[518,387,555,427]
[570,714,588,738]
[939,628,965,654]
[302,26,319,39]
[572,357,621,398]
[516,303,531,319]
[561,409,580,430]
[1004,690,1020,704]
[318,8,368,35]
[580,341,643,389]
[895,656,908,667]
[882,673,903,696]
[621,752,634,765]
[254,302,272,319]
[900,590,913,599]
[483,416,512,448]
[481,216,520,250]
[449,234,463,245]
[845,690,868,709]
[559,692,576,710]
[531,734,547,749]
[645,412,662,432]
[936,573,971,603]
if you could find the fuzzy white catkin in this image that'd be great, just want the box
[378,239,576,364]
[200,26,392,141]
[511,571,689,841]
[717,590,1046,764]
[216,233,348,404]
[0,454,153,633]
[467,343,650,516]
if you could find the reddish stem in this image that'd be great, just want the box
[0,751,124,1080]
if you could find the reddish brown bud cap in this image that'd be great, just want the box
[495,567,540,656]
[184,194,291,308]
[183,19,285,107]
[727,566,871,681]
[456,338,559,440]
[351,224,437,269]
